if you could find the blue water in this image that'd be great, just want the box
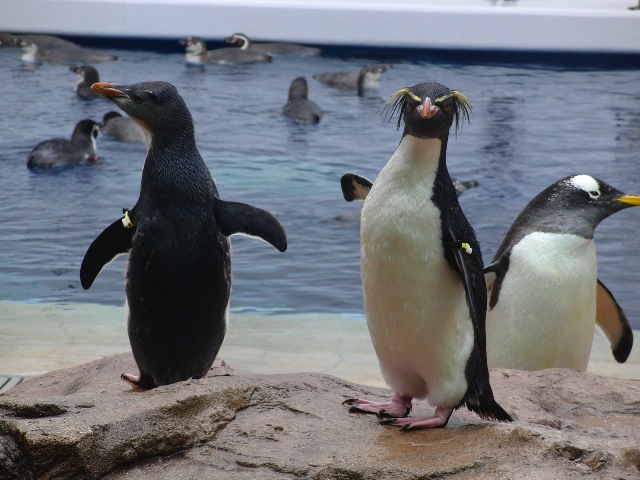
[0,46,639,326]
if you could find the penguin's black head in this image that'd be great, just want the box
[226,33,250,49]
[102,111,122,123]
[70,65,99,83]
[383,82,471,140]
[556,175,640,215]
[71,119,100,142]
[91,81,194,141]
[288,77,309,102]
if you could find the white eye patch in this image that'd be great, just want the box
[567,175,601,199]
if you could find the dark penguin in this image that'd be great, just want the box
[18,39,117,63]
[225,33,321,57]
[100,111,147,145]
[485,175,640,371]
[342,83,511,430]
[70,65,102,99]
[27,119,99,170]
[81,81,286,389]
[2,33,81,50]
[179,37,271,65]
[341,173,478,201]
[282,77,323,124]
[313,64,392,95]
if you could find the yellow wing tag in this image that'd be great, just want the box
[122,210,133,229]
[461,242,472,254]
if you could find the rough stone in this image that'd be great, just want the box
[0,353,639,479]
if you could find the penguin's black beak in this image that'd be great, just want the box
[69,66,79,73]
[616,194,640,206]
[417,97,439,119]
[92,82,126,98]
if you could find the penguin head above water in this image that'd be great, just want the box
[383,82,472,140]
[288,77,309,101]
[225,33,251,50]
[70,65,100,83]
[179,37,207,55]
[71,119,100,144]
[91,81,194,144]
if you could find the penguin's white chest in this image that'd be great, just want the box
[360,136,474,407]
[486,232,597,370]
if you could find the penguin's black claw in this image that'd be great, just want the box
[342,398,357,405]
[399,423,413,432]
[377,409,391,418]
[379,418,397,426]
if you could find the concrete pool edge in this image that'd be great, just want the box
[0,301,638,387]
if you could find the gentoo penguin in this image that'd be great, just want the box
[18,39,117,64]
[27,119,99,170]
[100,112,147,145]
[81,81,287,389]
[282,77,323,124]
[342,82,511,430]
[69,65,102,99]
[341,173,478,201]
[179,37,271,65]
[485,175,639,371]
[225,33,321,57]
[313,64,392,95]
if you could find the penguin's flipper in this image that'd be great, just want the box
[596,279,633,363]
[483,254,510,310]
[451,240,481,331]
[80,216,134,290]
[214,198,287,252]
[341,173,372,202]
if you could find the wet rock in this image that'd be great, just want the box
[0,353,639,479]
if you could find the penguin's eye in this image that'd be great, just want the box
[443,102,453,112]
[405,101,416,113]
[132,95,143,104]
[589,190,600,198]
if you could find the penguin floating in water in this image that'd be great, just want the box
[225,33,321,57]
[100,111,147,145]
[313,64,392,96]
[70,65,102,100]
[27,119,99,170]
[179,37,271,65]
[342,82,512,430]
[282,77,323,124]
[81,81,287,389]
[485,175,639,371]
[18,39,117,64]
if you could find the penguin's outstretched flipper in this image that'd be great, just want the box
[596,279,633,363]
[80,213,135,289]
[341,173,372,202]
[214,198,287,252]
[484,254,510,310]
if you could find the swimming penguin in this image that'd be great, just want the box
[225,33,321,57]
[485,175,640,371]
[313,64,392,95]
[342,82,511,430]
[179,37,271,65]
[81,81,287,389]
[100,111,147,145]
[341,173,478,201]
[27,119,99,170]
[3,33,81,50]
[70,65,102,99]
[282,77,323,124]
[18,39,117,64]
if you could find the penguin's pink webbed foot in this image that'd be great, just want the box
[343,394,412,418]
[380,406,454,431]
[121,372,156,390]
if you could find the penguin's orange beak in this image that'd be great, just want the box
[91,82,126,98]
[616,194,640,206]
[417,97,439,119]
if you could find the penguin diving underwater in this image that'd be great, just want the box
[80,81,287,389]
[342,82,512,430]
[485,175,639,371]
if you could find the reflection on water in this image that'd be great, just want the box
[0,47,639,326]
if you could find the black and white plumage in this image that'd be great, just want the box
[179,37,271,65]
[282,77,323,124]
[3,33,81,50]
[225,33,321,57]
[27,119,99,170]
[342,82,511,430]
[81,81,287,389]
[485,175,639,371]
[70,65,102,99]
[313,64,392,94]
[100,112,147,145]
[18,39,117,64]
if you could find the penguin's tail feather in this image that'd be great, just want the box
[465,398,513,423]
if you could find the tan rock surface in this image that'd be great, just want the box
[0,353,639,479]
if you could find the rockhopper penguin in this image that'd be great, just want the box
[80,81,287,389]
[342,82,512,430]
[485,175,639,371]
